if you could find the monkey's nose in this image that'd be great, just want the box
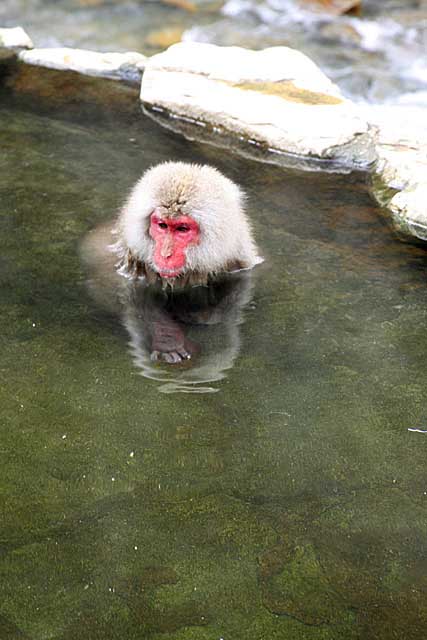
[160,236,174,258]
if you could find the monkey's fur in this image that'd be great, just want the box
[81,162,260,381]
[115,162,262,286]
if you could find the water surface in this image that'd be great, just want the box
[1,69,427,639]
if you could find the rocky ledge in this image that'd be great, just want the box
[359,104,427,242]
[140,42,376,172]
[1,27,426,244]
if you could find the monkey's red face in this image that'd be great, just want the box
[149,213,200,278]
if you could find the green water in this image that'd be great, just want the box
[2,69,427,639]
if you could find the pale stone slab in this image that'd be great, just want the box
[0,26,33,60]
[360,105,427,241]
[389,186,427,241]
[19,47,147,83]
[0,26,33,49]
[140,42,376,171]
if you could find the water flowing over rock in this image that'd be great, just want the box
[140,42,376,172]
[185,0,427,105]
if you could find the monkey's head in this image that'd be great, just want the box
[119,162,261,283]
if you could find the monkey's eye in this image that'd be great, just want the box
[176,225,190,233]
[158,222,168,229]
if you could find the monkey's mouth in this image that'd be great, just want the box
[157,268,182,278]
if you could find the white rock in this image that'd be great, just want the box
[141,42,376,171]
[0,26,33,49]
[389,186,427,241]
[360,104,427,241]
[19,47,147,83]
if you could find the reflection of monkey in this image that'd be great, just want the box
[123,273,254,393]
[115,162,262,286]
[80,243,254,392]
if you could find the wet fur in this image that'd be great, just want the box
[116,162,262,286]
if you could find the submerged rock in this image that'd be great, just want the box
[161,0,225,9]
[145,26,185,49]
[300,0,361,16]
[19,47,147,84]
[140,42,376,172]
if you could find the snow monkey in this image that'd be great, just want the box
[115,162,262,287]
[81,162,261,375]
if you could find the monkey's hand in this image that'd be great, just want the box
[150,320,192,364]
